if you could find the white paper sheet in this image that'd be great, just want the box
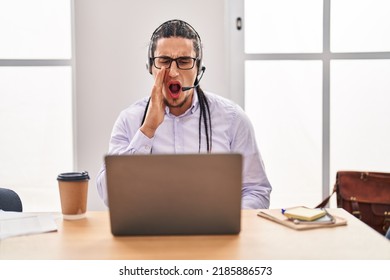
[0,210,58,240]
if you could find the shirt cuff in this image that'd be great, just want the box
[128,129,154,154]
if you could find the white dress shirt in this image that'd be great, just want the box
[97,90,271,209]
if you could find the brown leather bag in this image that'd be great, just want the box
[317,171,390,235]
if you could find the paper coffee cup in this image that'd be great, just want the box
[57,171,90,220]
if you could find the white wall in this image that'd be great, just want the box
[74,0,229,210]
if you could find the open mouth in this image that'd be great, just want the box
[168,81,182,99]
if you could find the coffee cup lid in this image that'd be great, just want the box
[57,171,90,181]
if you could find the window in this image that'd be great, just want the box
[229,0,390,208]
[0,0,73,211]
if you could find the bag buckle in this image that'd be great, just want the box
[350,197,361,219]
[383,212,390,233]
[360,172,369,180]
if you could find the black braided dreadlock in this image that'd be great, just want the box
[142,20,212,153]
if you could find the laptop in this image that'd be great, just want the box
[105,153,242,236]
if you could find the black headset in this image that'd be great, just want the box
[146,19,204,75]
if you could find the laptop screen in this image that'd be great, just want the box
[105,153,242,236]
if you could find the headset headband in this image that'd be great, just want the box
[147,19,203,74]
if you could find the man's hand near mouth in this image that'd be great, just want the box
[140,67,167,138]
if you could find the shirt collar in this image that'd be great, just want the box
[191,89,200,114]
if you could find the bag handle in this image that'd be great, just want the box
[315,185,336,208]
[315,171,341,208]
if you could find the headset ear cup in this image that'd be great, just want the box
[197,59,202,75]
[147,57,152,74]
[147,40,153,74]
[146,62,150,73]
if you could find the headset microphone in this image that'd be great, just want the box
[182,66,206,92]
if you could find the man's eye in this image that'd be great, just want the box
[158,58,171,64]
[178,58,192,66]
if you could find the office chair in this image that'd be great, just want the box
[0,187,23,212]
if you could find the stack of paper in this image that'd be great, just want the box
[0,210,58,240]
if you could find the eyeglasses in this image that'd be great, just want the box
[152,56,198,70]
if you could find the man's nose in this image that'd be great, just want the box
[168,61,179,76]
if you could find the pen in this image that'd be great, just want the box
[281,208,286,214]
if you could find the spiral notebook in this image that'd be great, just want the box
[257,208,347,230]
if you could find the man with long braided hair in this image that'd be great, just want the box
[97,19,271,209]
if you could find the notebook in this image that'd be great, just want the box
[105,153,242,236]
